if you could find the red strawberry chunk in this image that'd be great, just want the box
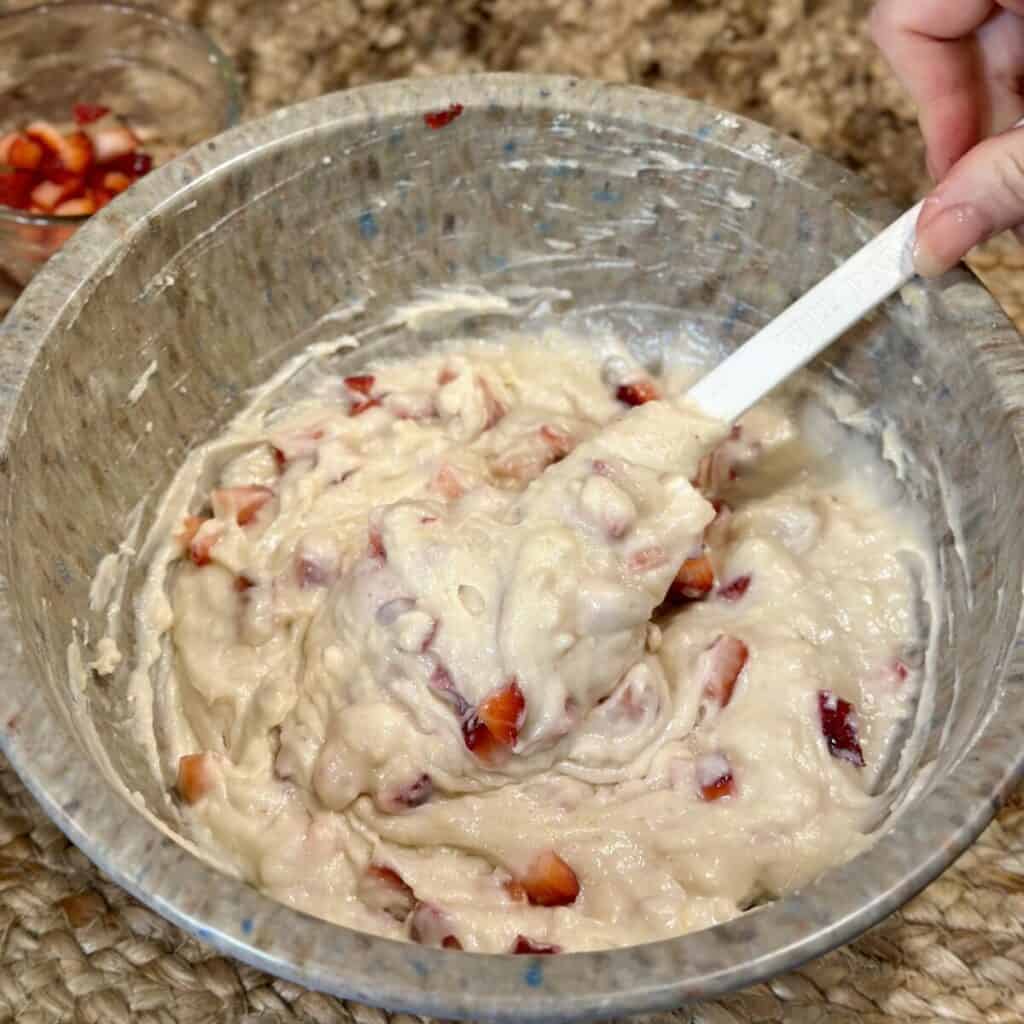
[818,690,865,767]
[350,398,380,416]
[344,374,375,395]
[696,751,736,801]
[234,574,255,593]
[616,379,659,406]
[102,170,134,193]
[359,864,416,921]
[477,679,525,745]
[702,634,748,709]
[0,170,35,210]
[2,133,44,171]
[512,935,561,955]
[211,485,273,526]
[719,574,751,601]
[176,753,215,804]
[73,103,110,125]
[668,553,715,602]
[89,125,137,164]
[30,177,84,212]
[463,680,525,760]
[424,103,464,129]
[520,850,580,907]
[54,196,96,217]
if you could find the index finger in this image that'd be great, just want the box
[870,0,997,177]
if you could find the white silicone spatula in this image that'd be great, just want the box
[685,200,925,423]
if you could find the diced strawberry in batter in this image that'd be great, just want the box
[520,850,580,907]
[702,635,748,709]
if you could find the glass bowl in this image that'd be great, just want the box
[0,0,241,289]
[0,75,1021,1022]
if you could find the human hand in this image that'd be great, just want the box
[871,0,1024,274]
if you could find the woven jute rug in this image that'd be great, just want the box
[1,0,1023,1019]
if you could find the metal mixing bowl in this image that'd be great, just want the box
[0,76,1021,1023]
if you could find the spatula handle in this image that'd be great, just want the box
[686,199,924,423]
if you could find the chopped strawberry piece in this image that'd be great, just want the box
[0,170,35,210]
[442,936,463,950]
[520,850,580,907]
[424,103,464,129]
[60,131,94,174]
[30,177,84,212]
[391,773,433,810]
[616,379,659,406]
[344,374,375,395]
[24,121,64,155]
[211,485,273,526]
[696,751,736,801]
[234,574,255,593]
[27,122,94,175]
[176,753,215,804]
[104,151,152,177]
[463,680,525,761]
[1,133,43,171]
[359,864,416,921]
[54,196,96,217]
[719,574,751,601]
[102,170,133,193]
[668,553,715,602]
[512,935,561,955]
[702,634,748,709]
[350,398,380,416]
[539,424,574,461]
[89,125,137,164]
[438,366,457,385]
[818,690,865,767]
[478,680,526,745]
[73,103,110,125]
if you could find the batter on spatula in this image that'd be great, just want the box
[137,336,926,954]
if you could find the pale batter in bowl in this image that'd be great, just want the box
[131,335,926,955]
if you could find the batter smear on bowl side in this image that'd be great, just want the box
[140,337,926,954]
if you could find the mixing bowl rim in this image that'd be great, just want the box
[0,73,1021,1023]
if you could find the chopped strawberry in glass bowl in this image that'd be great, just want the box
[0,2,241,293]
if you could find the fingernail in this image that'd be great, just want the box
[914,202,989,277]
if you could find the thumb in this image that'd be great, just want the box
[914,122,1024,277]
